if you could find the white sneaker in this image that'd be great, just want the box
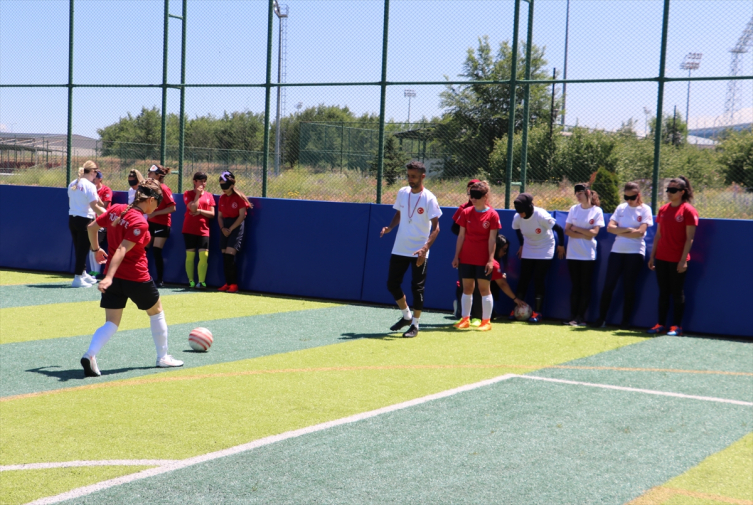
[83,272,97,283]
[81,354,101,377]
[71,275,93,288]
[156,355,184,368]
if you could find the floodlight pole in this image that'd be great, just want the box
[274,1,288,177]
[262,0,276,197]
[375,0,391,204]
[680,52,702,129]
[561,0,570,127]
[404,89,416,124]
[504,0,522,209]
[65,0,74,185]
[519,0,535,194]
[651,0,671,214]
[160,0,169,166]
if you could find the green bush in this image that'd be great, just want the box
[591,167,620,213]
[718,129,753,189]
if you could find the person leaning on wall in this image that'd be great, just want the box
[68,160,106,288]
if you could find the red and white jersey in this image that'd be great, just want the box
[182,190,216,237]
[491,259,505,281]
[456,206,501,266]
[218,192,250,219]
[656,202,699,263]
[97,185,113,206]
[96,204,152,282]
[451,201,473,224]
[148,183,175,226]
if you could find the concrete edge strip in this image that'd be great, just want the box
[518,374,753,406]
[25,373,519,504]
[0,460,177,471]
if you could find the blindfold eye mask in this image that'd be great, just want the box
[574,184,586,193]
[128,178,138,187]
[220,182,232,190]
[469,189,485,199]
[624,194,638,201]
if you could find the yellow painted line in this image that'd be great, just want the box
[626,486,753,505]
[0,291,339,344]
[4,363,749,403]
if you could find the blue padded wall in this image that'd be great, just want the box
[0,186,750,337]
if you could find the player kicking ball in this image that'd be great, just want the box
[380,161,442,338]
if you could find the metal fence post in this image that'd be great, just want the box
[261,0,275,198]
[651,0,671,214]
[504,0,522,209]
[519,0,534,194]
[375,0,391,204]
[160,0,169,166]
[178,0,187,193]
[65,0,75,186]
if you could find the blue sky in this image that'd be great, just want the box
[1,0,751,138]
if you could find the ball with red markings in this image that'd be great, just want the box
[513,303,533,321]
[188,327,213,352]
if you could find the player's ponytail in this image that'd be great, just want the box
[149,164,172,182]
[590,190,601,207]
[668,176,694,203]
[113,179,163,226]
[74,160,98,185]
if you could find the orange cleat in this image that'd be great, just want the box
[218,284,229,292]
[477,319,492,331]
[453,317,471,329]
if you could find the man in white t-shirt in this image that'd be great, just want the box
[380,161,442,338]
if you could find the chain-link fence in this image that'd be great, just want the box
[1,0,752,218]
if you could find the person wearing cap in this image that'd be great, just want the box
[381,161,442,338]
[68,160,106,288]
[90,168,113,278]
[182,172,216,289]
[595,182,653,329]
[146,165,177,288]
[511,193,565,323]
[452,181,501,332]
[217,171,253,293]
[563,184,605,326]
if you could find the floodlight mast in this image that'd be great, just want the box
[273,0,288,176]
[680,52,702,130]
[404,89,416,124]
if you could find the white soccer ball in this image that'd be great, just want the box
[188,327,213,352]
[514,303,533,321]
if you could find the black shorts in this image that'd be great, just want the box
[183,233,209,250]
[459,263,492,281]
[100,277,160,311]
[220,222,245,252]
[149,222,171,241]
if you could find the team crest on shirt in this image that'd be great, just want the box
[483,221,490,229]
[589,219,595,225]
[676,214,684,223]
[232,202,238,209]
[417,208,424,214]
[133,228,141,236]
[535,228,542,234]
[637,216,642,222]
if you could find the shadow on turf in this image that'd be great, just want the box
[24,284,70,289]
[26,365,153,382]
[340,324,461,340]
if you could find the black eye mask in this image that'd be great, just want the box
[220,182,232,190]
[128,178,138,188]
[469,190,485,200]
[624,194,638,201]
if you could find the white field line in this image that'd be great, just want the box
[518,374,753,406]
[0,460,177,471]
[22,372,753,504]
[25,373,518,505]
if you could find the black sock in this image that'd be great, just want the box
[153,247,164,282]
[535,295,544,314]
[223,254,237,285]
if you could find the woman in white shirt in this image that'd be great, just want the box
[68,161,106,287]
[564,184,605,325]
[127,169,144,204]
[595,182,653,329]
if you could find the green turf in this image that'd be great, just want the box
[535,336,753,402]
[0,291,339,344]
[65,377,753,505]
[0,305,451,397]
[0,323,645,465]
[0,466,152,505]
[0,283,194,309]
[0,269,71,286]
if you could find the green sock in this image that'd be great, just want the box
[185,251,196,283]
[198,250,209,283]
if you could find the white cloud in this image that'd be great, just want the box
[689,106,753,130]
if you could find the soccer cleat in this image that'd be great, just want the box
[563,319,578,326]
[470,319,482,328]
[508,309,516,321]
[71,276,93,288]
[81,354,101,377]
[646,324,665,334]
[227,284,239,293]
[453,317,471,329]
[666,326,683,336]
[156,355,184,368]
[576,320,587,327]
[390,317,412,332]
[188,281,196,288]
[402,325,419,338]
[218,284,229,292]
[528,312,542,323]
[196,282,207,289]
[477,319,492,331]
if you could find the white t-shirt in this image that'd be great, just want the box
[128,188,136,204]
[566,204,605,261]
[512,206,557,259]
[391,186,442,258]
[610,202,654,256]
[68,178,98,218]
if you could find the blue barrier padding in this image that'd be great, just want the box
[0,186,750,337]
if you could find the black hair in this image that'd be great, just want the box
[193,171,208,181]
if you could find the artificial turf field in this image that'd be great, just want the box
[0,269,751,505]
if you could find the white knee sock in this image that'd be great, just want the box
[482,294,495,320]
[150,311,168,359]
[461,294,473,318]
[401,307,412,320]
[86,321,118,357]
[412,317,420,329]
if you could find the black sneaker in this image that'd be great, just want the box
[81,355,101,377]
[390,317,412,332]
[402,325,419,338]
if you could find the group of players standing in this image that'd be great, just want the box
[381,161,698,339]
[67,162,252,376]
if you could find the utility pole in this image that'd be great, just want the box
[404,89,416,124]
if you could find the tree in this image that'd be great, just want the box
[554,127,618,181]
[718,129,753,189]
[371,135,409,186]
[591,167,620,213]
[282,105,361,169]
[650,112,688,146]
[488,124,561,184]
[439,36,557,177]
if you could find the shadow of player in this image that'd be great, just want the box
[26,365,153,382]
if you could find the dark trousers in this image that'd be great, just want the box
[69,215,93,275]
[598,253,644,324]
[387,254,428,311]
[567,259,596,321]
[516,258,552,313]
[655,259,688,327]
